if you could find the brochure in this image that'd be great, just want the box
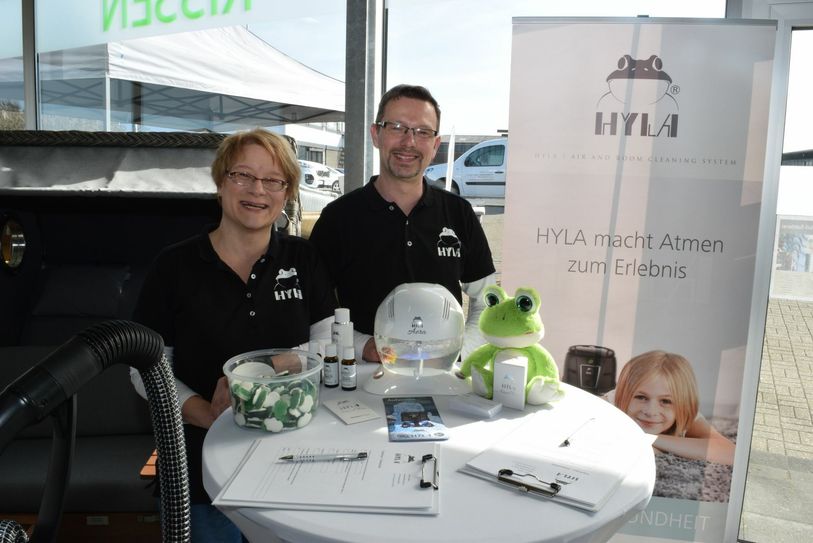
[383,396,450,441]
[322,398,380,425]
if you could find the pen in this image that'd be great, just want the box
[559,417,596,447]
[279,452,368,462]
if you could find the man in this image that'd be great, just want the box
[309,84,496,361]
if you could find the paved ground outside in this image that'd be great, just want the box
[480,213,813,543]
[739,298,813,543]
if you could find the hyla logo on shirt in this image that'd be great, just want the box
[274,268,303,300]
[437,227,461,258]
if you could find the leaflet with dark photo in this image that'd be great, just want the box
[383,396,450,441]
[460,408,653,511]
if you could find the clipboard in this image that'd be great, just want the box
[214,439,441,515]
[459,409,652,512]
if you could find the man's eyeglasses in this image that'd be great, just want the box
[226,171,288,192]
[376,121,438,141]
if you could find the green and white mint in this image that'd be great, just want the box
[228,361,319,431]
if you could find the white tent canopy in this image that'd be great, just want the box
[0,26,345,130]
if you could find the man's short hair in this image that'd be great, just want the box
[375,84,441,130]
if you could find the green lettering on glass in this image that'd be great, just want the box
[132,0,152,28]
[103,0,126,32]
[156,0,177,23]
[181,0,205,19]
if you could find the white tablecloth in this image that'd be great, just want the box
[203,364,654,543]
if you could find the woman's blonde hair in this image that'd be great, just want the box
[211,128,300,200]
[614,350,699,436]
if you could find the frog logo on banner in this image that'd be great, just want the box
[594,54,680,138]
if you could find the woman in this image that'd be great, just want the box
[131,128,336,542]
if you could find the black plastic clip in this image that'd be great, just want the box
[420,454,439,489]
[497,468,561,498]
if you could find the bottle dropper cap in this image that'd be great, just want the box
[343,346,355,360]
[334,308,350,323]
[325,343,337,357]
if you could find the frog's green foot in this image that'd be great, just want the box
[471,367,494,399]
[526,376,564,405]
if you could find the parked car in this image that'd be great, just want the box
[325,166,344,192]
[424,138,508,198]
[298,160,332,189]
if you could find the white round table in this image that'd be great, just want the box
[203,364,654,543]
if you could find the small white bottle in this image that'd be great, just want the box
[332,308,354,351]
[309,340,323,356]
[340,346,357,391]
[323,343,339,388]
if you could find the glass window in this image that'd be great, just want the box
[0,1,346,193]
[771,28,813,301]
[464,144,504,167]
[0,0,23,131]
[386,0,725,139]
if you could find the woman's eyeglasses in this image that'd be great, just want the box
[376,121,438,141]
[226,171,288,192]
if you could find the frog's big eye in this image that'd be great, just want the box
[516,295,534,313]
[485,293,501,307]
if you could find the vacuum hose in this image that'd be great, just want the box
[0,320,190,543]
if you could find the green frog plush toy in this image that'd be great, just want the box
[458,285,563,405]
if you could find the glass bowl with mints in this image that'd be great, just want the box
[223,348,323,432]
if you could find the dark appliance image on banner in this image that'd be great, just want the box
[563,345,616,395]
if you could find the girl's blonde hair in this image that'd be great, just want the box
[211,128,300,200]
[614,350,699,436]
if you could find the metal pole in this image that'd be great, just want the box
[344,0,384,192]
[21,0,39,130]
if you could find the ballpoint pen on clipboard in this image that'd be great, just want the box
[559,417,596,447]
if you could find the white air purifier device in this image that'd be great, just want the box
[363,282,469,396]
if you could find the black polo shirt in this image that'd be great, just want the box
[309,177,495,335]
[133,226,336,504]
[134,226,336,397]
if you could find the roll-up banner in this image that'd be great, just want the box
[502,18,776,543]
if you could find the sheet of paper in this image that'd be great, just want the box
[214,439,439,515]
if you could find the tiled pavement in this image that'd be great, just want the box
[739,298,813,543]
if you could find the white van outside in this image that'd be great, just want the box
[424,138,508,198]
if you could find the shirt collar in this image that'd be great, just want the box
[197,224,279,263]
[362,175,436,211]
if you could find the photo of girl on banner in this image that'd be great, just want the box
[605,351,736,502]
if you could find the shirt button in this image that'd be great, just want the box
[407,241,413,247]
[250,273,256,279]
[246,292,252,299]
[388,205,394,211]
[260,258,266,263]
[249,310,256,317]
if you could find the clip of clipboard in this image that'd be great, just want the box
[497,468,561,498]
[420,454,439,489]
